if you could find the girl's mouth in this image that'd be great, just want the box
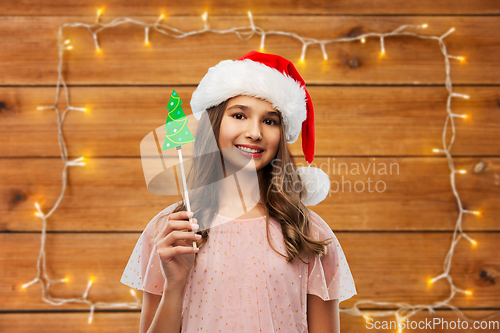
[234,145,265,157]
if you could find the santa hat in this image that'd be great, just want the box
[190,50,330,206]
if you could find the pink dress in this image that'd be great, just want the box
[121,201,356,332]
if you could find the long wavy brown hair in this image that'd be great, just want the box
[152,97,333,267]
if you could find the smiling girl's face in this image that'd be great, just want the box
[218,95,281,172]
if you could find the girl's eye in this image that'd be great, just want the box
[232,113,278,126]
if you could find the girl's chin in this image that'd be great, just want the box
[222,152,266,170]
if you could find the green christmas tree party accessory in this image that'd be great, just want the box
[161,89,197,249]
[162,89,195,151]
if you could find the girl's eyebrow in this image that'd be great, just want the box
[227,105,280,118]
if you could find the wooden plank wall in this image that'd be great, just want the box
[1,1,500,332]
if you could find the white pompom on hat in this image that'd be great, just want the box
[296,167,331,206]
[190,51,330,206]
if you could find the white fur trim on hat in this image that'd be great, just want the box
[296,167,330,206]
[190,59,307,143]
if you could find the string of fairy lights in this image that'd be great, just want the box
[22,8,498,328]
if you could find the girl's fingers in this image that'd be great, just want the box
[156,228,201,250]
[156,211,196,240]
[157,232,201,260]
[166,230,201,247]
[162,218,198,235]
[158,245,200,261]
[169,211,194,222]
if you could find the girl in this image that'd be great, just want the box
[121,51,356,333]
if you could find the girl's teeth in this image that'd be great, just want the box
[237,146,262,153]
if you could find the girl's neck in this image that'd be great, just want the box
[218,202,267,220]
[217,163,265,220]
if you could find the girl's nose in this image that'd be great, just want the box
[245,122,262,141]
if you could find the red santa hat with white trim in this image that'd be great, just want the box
[190,50,330,206]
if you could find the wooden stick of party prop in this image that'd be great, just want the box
[162,89,197,249]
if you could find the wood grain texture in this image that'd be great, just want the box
[1,86,498,158]
[0,0,499,15]
[1,157,498,232]
[0,16,499,85]
[1,2,499,332]
[0,310,498,332]
[1,233,499,310]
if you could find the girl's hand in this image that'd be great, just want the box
[154,211,200,288]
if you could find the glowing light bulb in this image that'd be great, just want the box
[34,202,43,217]
[361,37,366,43]
[422,24,428,28]
[458,170,466,174]
[202,12,208,21]
[472,211,481,216]
[465,290,472,296]
[470,239,477,246]
[159,14,165,20]
[320,45,328,60]
[259,34,266,51]
[96,47,101,53]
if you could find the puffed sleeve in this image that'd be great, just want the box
[120,201,181,295]
[306,210,357,302]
